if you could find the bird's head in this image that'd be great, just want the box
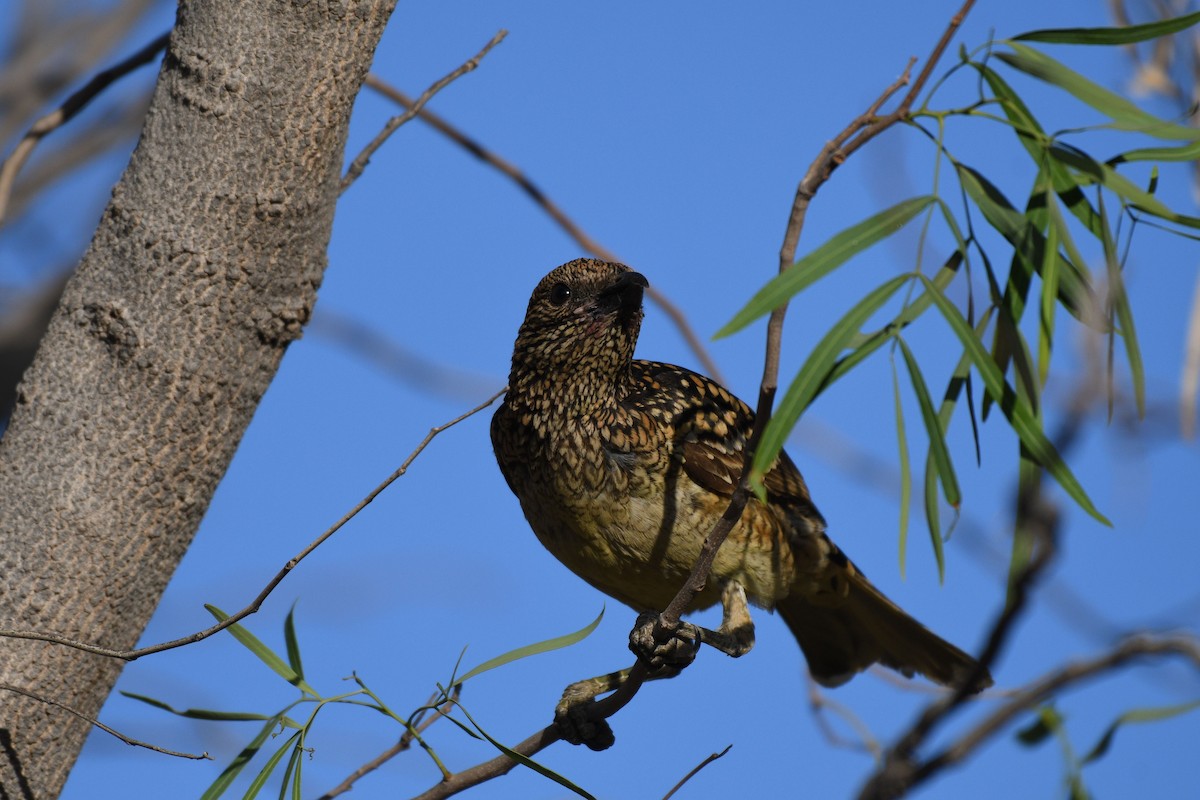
[507,259,649,400]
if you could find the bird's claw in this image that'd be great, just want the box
[555,688,616,751]
[629,612,700,672]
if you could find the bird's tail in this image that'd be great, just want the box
[777,563,992,693]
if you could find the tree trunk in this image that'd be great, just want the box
[0,0,396,795]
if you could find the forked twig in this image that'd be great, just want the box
[319,686,461,799]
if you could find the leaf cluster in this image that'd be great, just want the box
[720,12,1200,579]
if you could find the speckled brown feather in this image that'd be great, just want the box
[492,258,992,692]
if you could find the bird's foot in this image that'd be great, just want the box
[554,672,620,751]
[628,612,701,672]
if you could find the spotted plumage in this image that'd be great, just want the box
[491,258,991,691]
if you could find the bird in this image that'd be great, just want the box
[491,258,992,694]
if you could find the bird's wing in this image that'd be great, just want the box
[629,361,823,519]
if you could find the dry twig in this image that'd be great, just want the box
[0,30,168,226]
[361,75,725,383]
[661,744,733,800]
[858,633,1200,800]
[0,682,209,760]
[0,390,505,660]
[319,686,461,800]
[340,30,507,194]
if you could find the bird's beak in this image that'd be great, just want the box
[598,271,649,317]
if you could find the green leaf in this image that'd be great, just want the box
[915,275,1110,525]
[984,168,1053,420]
[1110,139,1200,164]
[996,43,1200,141]
[899,335,965,502]
[284,602,304,682]
[243,731,299,800]
[717,196,939,338]
[826,252,964,392]
[454,701,597,799]
[1049,143,1200,229]
[206,605,319,697]
[891,360,912,578]
[285,734,304,800]
[1038,190,1060,386]
[120,692,272,721]
[455,607,604,685]
[896,337,959,581]
[1081,699,1200,765]
[751,275,911,486]
[1097,194,1146,419]
[975,62,1112,241]
[1014,11,1200,45]
[1016,704,1066,746]
[956,163,1100,328]
[1009,450,1042,600]
[200,716,286,800]
[974,62,1051,157]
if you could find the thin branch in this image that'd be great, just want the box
[921,633,1200,775]
[0,29,169,226]
[409,725,562,800]
[320,686,460,800]
[360,75,725,383]
[860,633,1200,800]
[858,458,1063,799]
[807,673,883,757]
[0,683,209,760]
[0,390,505,660]
[340,30,507,194]
[661,744,732,800]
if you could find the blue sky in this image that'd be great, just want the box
[3,1,1198,798]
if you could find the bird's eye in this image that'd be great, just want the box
[549,283,572,306]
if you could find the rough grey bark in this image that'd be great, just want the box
[0,0,397,795]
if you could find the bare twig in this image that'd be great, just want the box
[0,29,168,226]
[856,369,1084,799]
[0,390,505,659]
[340,30,506,194]
[4,92,150,222]
[409,725,562,800]
[0,0,158,144]
[807,674,883,757]
[0,683,209,760]
[320,686,460,800]
[661,744,733,800]
[361,75,725,383]
[859,633,1200,800]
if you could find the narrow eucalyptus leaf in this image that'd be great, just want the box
[1014,11,1200,45]
[455,607,604,685]
[717,197,937,338]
